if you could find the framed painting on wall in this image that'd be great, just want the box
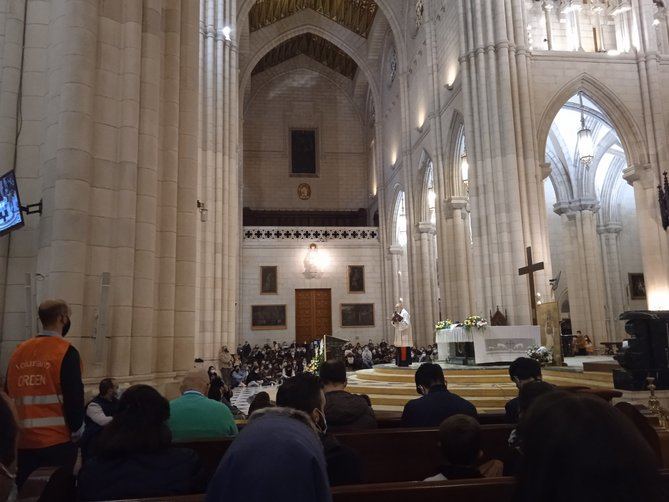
[290,129,318,176]
[341,303,375,327]
[347,265,365,293]
[260,266,278,294]
[251,305,287,330]
[628,273,647,300]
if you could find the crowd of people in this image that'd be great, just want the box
[221,340,439,388]
[0,299,665,502]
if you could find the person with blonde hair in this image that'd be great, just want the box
[167,370,237,441]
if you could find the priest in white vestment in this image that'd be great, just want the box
[391,300,413,367]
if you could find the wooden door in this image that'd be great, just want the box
[295,289,332,344]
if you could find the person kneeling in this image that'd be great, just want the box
[425,414,487,481]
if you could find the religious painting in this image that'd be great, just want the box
[260,266,278,294]
[290,129,317,175]
[629,273,647,300]
[341,303,375,327]
[297,183,311,200]
[251,305,287,330]
[537,302,562,364]
[347,265,365,293]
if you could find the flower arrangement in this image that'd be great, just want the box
[435,319,453,331]
[306,338,326,374]
[463,315,488,331]
[526,345,554,366]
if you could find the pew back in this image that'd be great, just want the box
[334,424,515,483]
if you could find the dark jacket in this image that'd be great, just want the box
[505,397,520,423]
[324,390,377,431]
[321,434,362,487]
[401,385,477,428]
[78,448,204,501]
[206,412,332,502]
[80,396,119,461]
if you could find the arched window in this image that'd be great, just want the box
[425,162,436,224]
[458,130,469,188]
[395,191,407,247]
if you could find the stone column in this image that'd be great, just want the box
[440,196,473,321]
[417,222,437,346]
[457,0,552,323]
[197,0,240,360]
[556,202,608,345]
[624,165,669,310]
[598,222,625,341]
[389,245,404,308]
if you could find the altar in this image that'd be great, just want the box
[436,326,541,365]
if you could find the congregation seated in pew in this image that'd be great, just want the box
[78,385,206,501]
[402,363,477,427]
[168,371,238,442]
[505,357,543,423]
[206,407,331,502]
[276,372,363,486]
[320,360,377,431]
[425,414,502,482]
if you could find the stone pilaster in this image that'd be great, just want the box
[457,0,552,324]
[196,0,240,360]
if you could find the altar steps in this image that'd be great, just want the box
[347,365,616,413]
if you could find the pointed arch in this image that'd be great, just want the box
[537,74,647,168]
[445,110,467,198]
[391,189,407,247]
[417,149,436,224]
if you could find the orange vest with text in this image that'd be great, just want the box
[6,336,72,449]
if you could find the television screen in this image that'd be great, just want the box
[0,170,24,236]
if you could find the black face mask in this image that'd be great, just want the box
[62,317,71,337]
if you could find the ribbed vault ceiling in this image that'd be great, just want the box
[249,0,378,38]
[252,33,359,79]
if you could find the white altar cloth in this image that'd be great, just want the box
[436,325,541,364]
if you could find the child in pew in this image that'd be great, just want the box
[424,414,503,482]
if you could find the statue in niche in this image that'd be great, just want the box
[415,0,424,29]
[303,243,321,279]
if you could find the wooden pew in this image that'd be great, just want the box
[100,469,669,502]
[334,424,515,483]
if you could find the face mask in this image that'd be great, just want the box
[62,317,71,337]
[314,408,328,434]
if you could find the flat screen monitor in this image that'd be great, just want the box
[0,170,24,236]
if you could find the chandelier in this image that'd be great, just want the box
[577,92,594,168]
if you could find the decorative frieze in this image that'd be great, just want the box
[243,226,379,241]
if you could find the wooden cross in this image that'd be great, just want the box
[518,246,544,326]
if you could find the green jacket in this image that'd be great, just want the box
[168,391,238,442]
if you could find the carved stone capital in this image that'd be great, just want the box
[623,164,653,188]
[389,244,405,255]
[540,162,552,180]
[597,222,623,235]
[445,196,469,210]
[418,222,436,235]
[553,197,601,217]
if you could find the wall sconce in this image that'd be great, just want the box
[197,200,208,222]
[416,124,424,133]
[222,26,232,41]
[445,82,454,91]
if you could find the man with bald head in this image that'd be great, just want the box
[167,370,238,442]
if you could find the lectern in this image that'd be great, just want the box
[325,336,349,362]
[614,311,669,390]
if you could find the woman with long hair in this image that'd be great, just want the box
[78,385,204,501]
